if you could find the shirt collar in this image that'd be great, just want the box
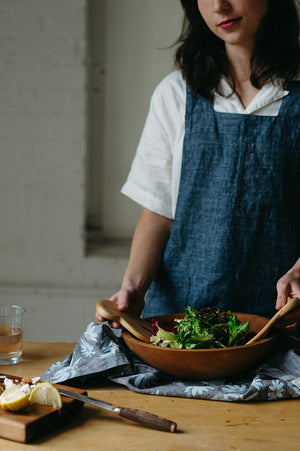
[215,77,289,115]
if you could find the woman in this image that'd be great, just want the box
[97,0,300,331]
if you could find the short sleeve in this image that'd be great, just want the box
[121,71,186,219]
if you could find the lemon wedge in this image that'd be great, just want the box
[0,385,30,411]
[29,382,62,408]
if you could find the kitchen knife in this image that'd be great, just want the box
[59,388,177,433]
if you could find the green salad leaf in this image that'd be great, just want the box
[150,325,182,348]
[150,306,250,349]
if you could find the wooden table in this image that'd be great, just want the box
[0,342,299,450]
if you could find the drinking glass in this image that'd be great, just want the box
[0,305,25,365]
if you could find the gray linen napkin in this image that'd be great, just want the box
[41,322,300,402]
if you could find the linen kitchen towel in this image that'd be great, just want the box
[41,322,300,402]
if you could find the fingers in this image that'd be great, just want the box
[95,289,132,328]
[95,312,104,322]
[273,320,298,332]
[95,287,144,328]
[276,276,290,310]
[109,289,130,311]
[276,260,300,311]
[284,321,298,331]
[95,310,122,329]
[110,321,122,329]
[276,296,287,310]
[95,299,121,328]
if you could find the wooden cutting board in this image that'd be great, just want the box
[0,373,86,443]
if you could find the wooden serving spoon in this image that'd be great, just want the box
[246,296,300,345]
[96,299,153,343]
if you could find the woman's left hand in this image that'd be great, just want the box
[275,257,300,330]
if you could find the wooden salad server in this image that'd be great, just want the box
[246,296,300,345]
[96,299,153,343]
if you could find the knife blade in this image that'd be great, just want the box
[59,388,177,433]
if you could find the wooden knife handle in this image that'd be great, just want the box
[116,407,177,433]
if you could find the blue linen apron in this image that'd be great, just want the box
[143,82,300,320]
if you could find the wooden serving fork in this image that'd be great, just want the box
[246,297,300,345]
[96,299,153,342]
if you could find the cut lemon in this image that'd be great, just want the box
[0,385,30,411]
[29,382,62,408]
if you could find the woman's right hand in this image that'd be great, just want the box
[95,286,145,328]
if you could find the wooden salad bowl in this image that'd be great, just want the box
[122,312,277,380]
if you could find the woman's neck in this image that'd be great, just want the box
[226,42,253,83]
[225,43,261,109]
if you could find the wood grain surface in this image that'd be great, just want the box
[0,342,299,450]
[0,373,86,443]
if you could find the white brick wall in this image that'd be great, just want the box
[0,0,182,341]
[0,0,102,340]
[0,0,87,286]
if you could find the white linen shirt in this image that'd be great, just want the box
[121,70,289,219]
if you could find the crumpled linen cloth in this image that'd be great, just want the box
[41,322,300,402]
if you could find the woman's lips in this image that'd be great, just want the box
[218,17,241,30]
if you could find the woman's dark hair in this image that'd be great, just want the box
[175,0,300,98]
